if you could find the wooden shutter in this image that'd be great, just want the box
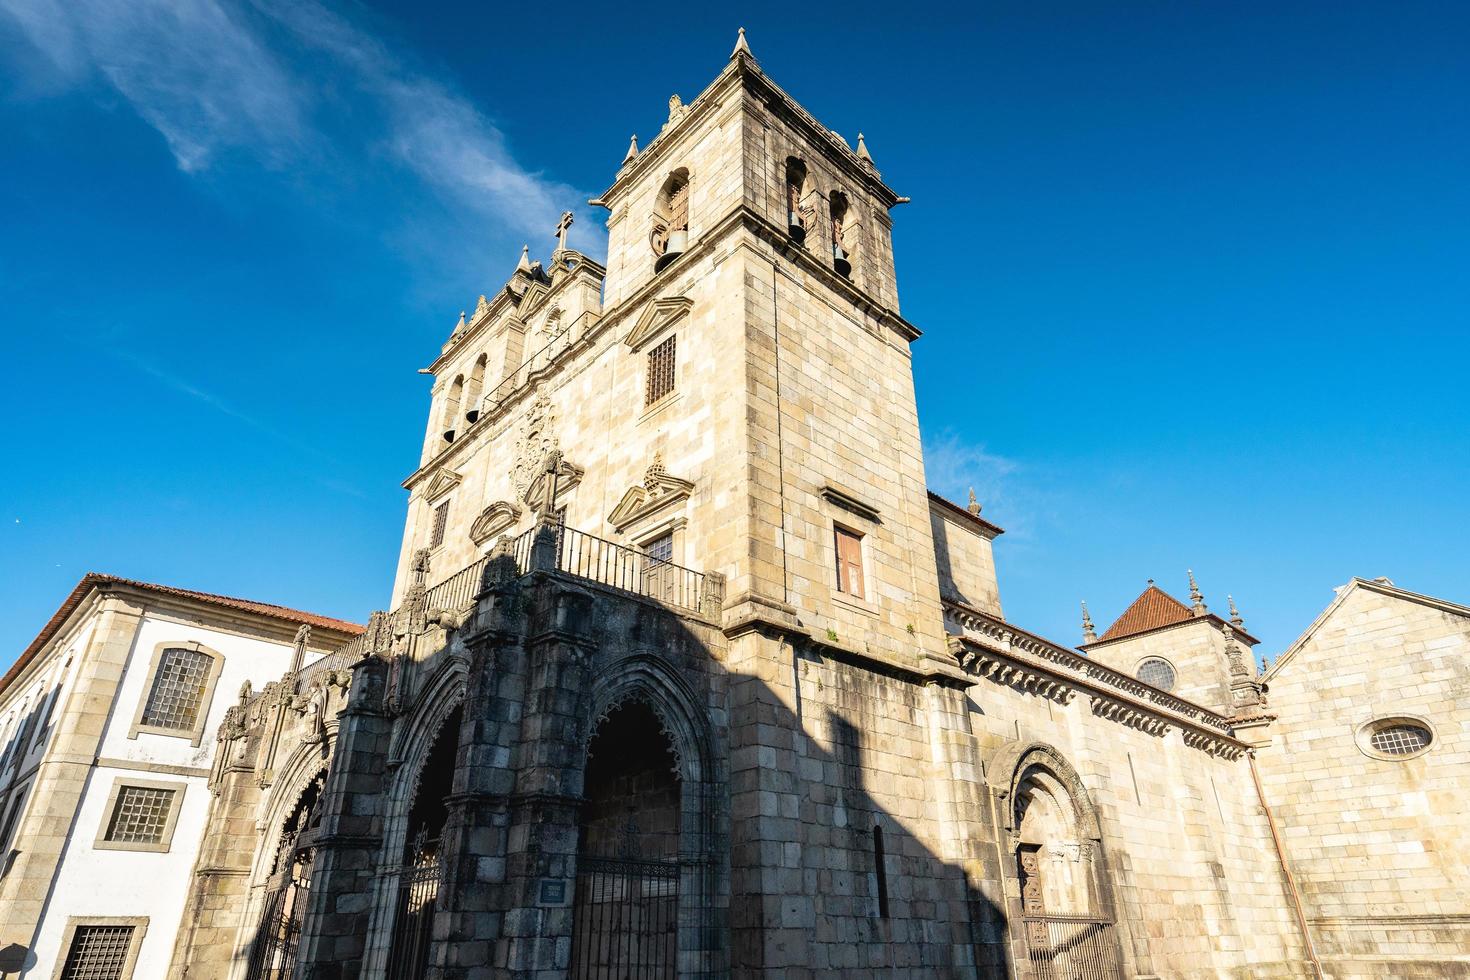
[834,527,864,597]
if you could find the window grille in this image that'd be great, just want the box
[430,500,450,549]
[644,534,673,565]
[646,337,676,406]
[60,925,134,980]
[141,648,212,731]
[1136,658,1176,692]
[105,785,175,844]
[834,527,865,597]
[1369,723,1431,756]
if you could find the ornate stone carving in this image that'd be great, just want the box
[607,455,695,533]
[511,388,558,504]
[469,501,524,545]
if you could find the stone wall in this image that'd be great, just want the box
[1257,580,1470,978]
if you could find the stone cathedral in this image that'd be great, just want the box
[91,31,1461,980]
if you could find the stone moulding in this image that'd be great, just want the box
[946,600,1246,759]
[468,501,523,546]
[624,295,694,352]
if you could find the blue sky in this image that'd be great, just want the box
[2,1,1467,668]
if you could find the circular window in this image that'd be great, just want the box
[1136,657,1176,692]
[1361,719,1433,759]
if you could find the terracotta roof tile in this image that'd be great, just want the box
[1096,584,1194,642]
[2,573,363,700]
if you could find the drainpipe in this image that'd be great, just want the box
[1248,751,1324,979]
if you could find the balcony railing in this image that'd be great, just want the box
[295,522,720,690]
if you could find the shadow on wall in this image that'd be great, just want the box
[224,562,1014,979]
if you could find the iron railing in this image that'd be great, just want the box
[554,525,708,613]
[385,843,442,980]
[481,318,580,416]
[1023,915,1124,979]
[245,849,314,980]
[570,856,680,980]
[295,522,715,693]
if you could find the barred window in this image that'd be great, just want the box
[645,336,676,406]
[60,924,134,980]
[644,533,673,566]
[1136,657,1176,692]
[430,500,450,549]
[141,648,213,731]
[1369,723,1432,756]
[104,785,175,844]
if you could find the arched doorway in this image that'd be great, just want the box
[246,771,327,980]
[386,704,462,980]
[1009,758,1124,979]
[570,700,682,979]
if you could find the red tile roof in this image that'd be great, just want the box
[2,573,363,700]
[1096,584,1194,642]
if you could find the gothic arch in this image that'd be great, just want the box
[250,747,334,885]
[986,740,1102,839]
[387,661,468,817]
[583,653,710,785]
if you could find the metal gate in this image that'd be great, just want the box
[1023,915,1125,979]
[385,839,442,980]
[246,847,314,980]
[569,855,679,980]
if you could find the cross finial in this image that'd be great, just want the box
[1188,569,1207,616]
[1228,594,1244,629]
[554,211,574,253]
[731,26,751,59]
[967,487,981,516]
[1081,601,1097,643]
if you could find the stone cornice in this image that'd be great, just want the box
[945,600,1246,758]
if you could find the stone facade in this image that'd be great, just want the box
[10,30,1468,980]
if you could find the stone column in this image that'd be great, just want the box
[296,656,394,980]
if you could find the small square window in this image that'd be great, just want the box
[646,336,677,406]
[430,500,451,549]
[834,526,865,597]
[104,786,175,845]
[60,924,136,980]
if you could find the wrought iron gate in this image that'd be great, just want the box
[569,855,680,980]
[1023,914,1125,979]
[246,846,314,980]
[385,838,442,980]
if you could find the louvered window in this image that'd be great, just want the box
[646,337,676,406]
[430,500,450,549]
[104,785,175,844]
[834,527,865,597]
[667,182,689,232]
[141,648,212,731]
[60,925,134,980]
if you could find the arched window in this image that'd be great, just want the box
[131,643,223,746]
[652,169,691,272]
[387,705,462,980]
[829,189,855,277]
[442,375,463,444]
[246,771,327,980]
[1136,657,1176,692]
[785,157,812,244]
[571,701,681,977]
[464,355,486,425]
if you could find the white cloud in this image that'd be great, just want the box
[922,430,1021,525]
[1,0,304,171]
[0,0,598,251]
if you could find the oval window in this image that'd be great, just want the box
[1136,657,1176,692]
[1367,721,1432,758]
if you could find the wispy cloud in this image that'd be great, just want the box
[108,347,367,498]
[0,0,598,253]
[923,430,1024,531]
